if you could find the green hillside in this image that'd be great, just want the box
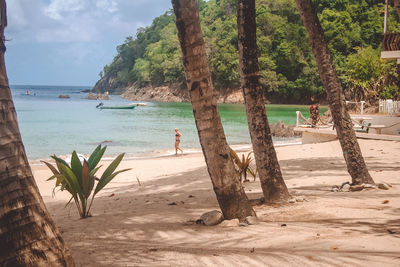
[95,0,400,103]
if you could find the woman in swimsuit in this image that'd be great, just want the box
[175,128,183,155]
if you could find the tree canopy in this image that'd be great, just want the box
[97,0,400,103]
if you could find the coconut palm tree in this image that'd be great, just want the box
[295,0,374,185]
[237,0,290,203]
[171,0,255,220]
[0,1,75,265]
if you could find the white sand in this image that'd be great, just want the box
[32,139,400,266]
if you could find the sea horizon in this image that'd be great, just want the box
[11,84,93,88]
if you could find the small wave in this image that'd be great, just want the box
[29,138,302,164]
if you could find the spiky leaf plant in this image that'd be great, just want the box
[229,147,257,182]
[42,145,131,218]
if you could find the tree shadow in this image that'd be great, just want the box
[45,153,400,266]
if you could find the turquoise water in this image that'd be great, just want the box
[11,85,324,160]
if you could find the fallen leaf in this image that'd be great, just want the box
[382,200,389,204]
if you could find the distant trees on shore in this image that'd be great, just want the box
[97,0,400,103]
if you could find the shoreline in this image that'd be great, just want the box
[28,138,302,166]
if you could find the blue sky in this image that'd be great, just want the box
[5,0,172,86]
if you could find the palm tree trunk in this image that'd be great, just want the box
[237,0,290,203]
[0,1,75,265]
[171,0,255,220]
[394,0,400,19]
[295,0,374,185]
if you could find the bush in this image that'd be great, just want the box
[42,145,131,218]
[380,85,399,100]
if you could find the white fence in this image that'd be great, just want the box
[379,99,400,114]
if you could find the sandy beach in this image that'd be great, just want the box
[32,139,400,266]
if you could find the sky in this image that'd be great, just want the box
[5,0,172,87]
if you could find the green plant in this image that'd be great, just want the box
[229,147,257,182]
[42,145,131,218]
[380,85,399,100]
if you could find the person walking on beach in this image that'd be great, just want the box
[175,128,183,155]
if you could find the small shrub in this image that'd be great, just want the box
[42,145,131,218]
[229,147,257,182]
[380,85,399,100]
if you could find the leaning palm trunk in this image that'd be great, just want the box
[0,1,75,265]
[296,0,374,185]
[237,0,290,203]
[171,0,255,220]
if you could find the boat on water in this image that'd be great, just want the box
[96,102,136,110]
[58,94,70,99]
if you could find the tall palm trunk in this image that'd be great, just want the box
[295,0,374,185]
[394,0,400,19]
[0,1,75,265]
[237,0,290,203]
[171,0,255,220]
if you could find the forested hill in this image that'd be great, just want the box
[93,0,400,104]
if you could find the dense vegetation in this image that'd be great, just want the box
[97,0,400,103]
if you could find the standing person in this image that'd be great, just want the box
[175,128,183,155]
[309,104,320,127]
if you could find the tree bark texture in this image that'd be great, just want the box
[237,0,290,203]
[172,0,255,220]
[394,0,400,19]
[0,1,75,266]
[296,0,374,185]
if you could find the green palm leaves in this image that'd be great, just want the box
[42,145,131,218]
[229,147,257,182]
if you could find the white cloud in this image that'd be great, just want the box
[44,0,86,20]
[6,0,172,44]
[96,0,118,13]
[5,0,172,85]
[38,0,124,43]
[44,0,118,21]
[6,1,29,30]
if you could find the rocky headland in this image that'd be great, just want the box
[121,84,246,104]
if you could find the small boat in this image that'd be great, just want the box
[97,103,136,110]
[136,103,147,106]
[58,94,70,99]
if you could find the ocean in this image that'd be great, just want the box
[10,85,320,160]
